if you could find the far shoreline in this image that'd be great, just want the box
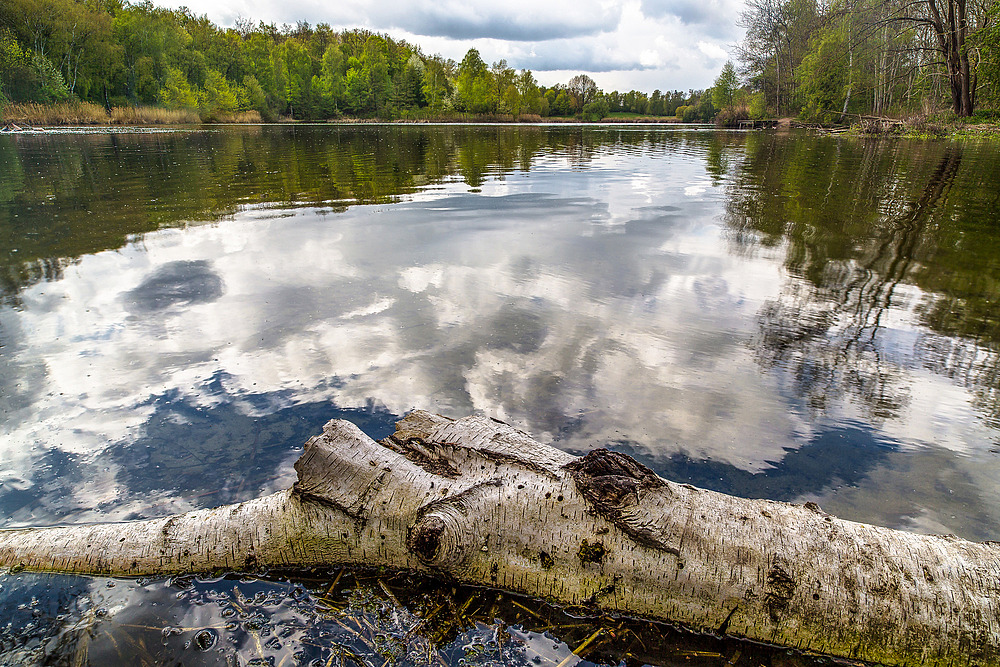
[1,101,698,128]
[5,105,999,139]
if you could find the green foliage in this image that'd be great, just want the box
[567,74,598,113]
[240,74,270,118]
[714,105,749,127]
[648,90,664,115]
[538,95,549,117]
[740,0,995,118]
[972,2,1000,106]
[582,97,609,120]
[697,93,716,121]
[455,48,490,113]
[679,104,702,122]
[392,53,424,111]
[0,29,70,103]
[31,52,70,101]
[319,43,345,114]
[0,30,30,101]
[516,70,541,115]
[712,61,739,110]
[621,89,649,114]
[552,90,571,116]
[160,67,198,109]
[360,36,391,115]
[795,27,848,123]
[421,58,451,111]
[344,66,371,114]
[276,38,315,116]
[198,68,236,120]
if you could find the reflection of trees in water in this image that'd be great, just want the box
[722,141,1000,535]
[754,283,910,419]
[1,256,74,307]
[917,333,1000,429]
[726,138,998,423]
[0,127,712,301]
[703,132,747,184]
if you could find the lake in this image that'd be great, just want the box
[1,124,999,664]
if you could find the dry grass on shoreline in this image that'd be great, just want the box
[206,110,262,123]
[2,102,262,126]
[108,105,200,124]
[2,101,110,125]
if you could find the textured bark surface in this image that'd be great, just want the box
[0,411,999,666]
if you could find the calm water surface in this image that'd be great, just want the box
[1,125,999,664]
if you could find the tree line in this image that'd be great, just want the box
[0,0,715,122]
[734,0,1000,119]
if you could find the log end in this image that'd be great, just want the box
[292,418,415,512]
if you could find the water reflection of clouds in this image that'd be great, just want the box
[3,187,805,511]
[3,138,1000,540]
[123,260,225,314]
[800,441,1000,541]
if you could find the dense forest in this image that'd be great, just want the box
[5,0,999,124]
[0,0,715,122]
[736,0,1000,119]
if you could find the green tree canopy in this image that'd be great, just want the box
[712,61,739,110]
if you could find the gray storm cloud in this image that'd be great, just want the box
[378,5,622,41]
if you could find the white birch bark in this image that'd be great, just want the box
[0,411,998,666]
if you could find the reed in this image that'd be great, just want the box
[207,110,263,123]
[1,101,109,125]
[108,105,200,124]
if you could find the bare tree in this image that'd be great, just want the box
[567,74,598,112]
[739,0,994,116]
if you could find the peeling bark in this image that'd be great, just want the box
[0,412,999,666]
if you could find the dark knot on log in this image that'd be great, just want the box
[406,480,502,568]
[564,449,667,511]
[565,449,679,555]
[407,515,447,563]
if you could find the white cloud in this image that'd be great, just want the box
[698,40,730,62]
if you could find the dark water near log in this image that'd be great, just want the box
[1,124,999,664]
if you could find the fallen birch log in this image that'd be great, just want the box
[0,411,998,666]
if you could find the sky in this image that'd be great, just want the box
[160,0,744,93]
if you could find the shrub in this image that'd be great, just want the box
[0,33,71,104]
[582,98,609,121]
[714,105,750,127]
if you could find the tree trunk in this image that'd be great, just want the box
[927,0,975,116]
[0,411,998,666]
